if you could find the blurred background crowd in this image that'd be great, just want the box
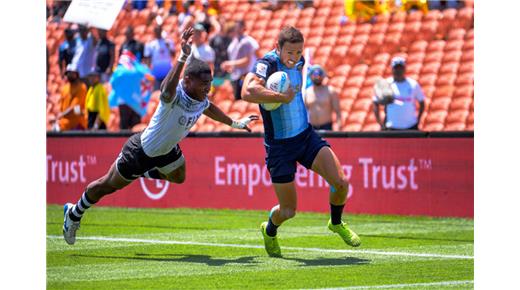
[46,0,473,133]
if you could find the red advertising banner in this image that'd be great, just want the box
[47,136,473,218]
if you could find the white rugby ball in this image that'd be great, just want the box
[262,71,290,111]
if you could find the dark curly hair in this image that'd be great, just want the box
[184,58,212,79]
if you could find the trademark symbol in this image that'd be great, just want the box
[419,159,432,170]
[86,155,97,165]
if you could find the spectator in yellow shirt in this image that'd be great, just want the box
[400,0,429,14]
[85,68,110,130]
[344,0,391,23]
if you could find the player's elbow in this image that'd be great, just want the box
[241,86,251,101]
[241,82,256,102]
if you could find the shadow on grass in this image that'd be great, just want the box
[282,256,370,267]
[70,253,369,267]
[70,253,259,266]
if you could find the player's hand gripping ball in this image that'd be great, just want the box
[262,71,291,111]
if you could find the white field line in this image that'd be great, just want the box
[310,280,474,289]
[47,235,473,260]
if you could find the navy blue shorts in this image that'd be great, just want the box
[264,125,330,183]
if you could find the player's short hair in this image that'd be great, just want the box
[278,26,304,49]
[184,58,212,79]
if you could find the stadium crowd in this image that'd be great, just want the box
[46,0,473,132]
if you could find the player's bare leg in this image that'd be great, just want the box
[85,161,134,201]
[311,146,360,247]
[63,162,132,245]
[161,163,186,184]
[270,182,298,225]
[261,182,297,257]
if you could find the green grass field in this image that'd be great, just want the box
[47,205,473,289]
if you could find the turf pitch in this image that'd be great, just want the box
[47,205,473,289]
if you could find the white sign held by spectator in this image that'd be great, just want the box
[64,0,125,30]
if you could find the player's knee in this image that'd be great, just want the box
[167,171,185,184]
[173,173,185,184]
[280,207,296,220]
[332,177,349,196]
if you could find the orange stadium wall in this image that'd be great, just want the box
[46,133,473,218]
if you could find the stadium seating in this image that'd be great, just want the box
[46,1,474,132]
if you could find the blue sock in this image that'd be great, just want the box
[266,217,279,237]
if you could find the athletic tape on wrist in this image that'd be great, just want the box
[177,52,189,63]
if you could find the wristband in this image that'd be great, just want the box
[177,52,189,63]
[231,117,253,129]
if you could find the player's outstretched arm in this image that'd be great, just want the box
[241,73,295,104]
[159,27,194,103]
[203,102,259,132]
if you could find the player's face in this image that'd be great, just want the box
[278,42,303,68]
[186,73,213,100]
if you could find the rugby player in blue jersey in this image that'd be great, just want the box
[241,26,360,257]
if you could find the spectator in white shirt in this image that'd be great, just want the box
[188,23,215,72]
[144,25,175,90]
[221,20,259,100]
[71,25,97,85]
[373,57,425,130]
